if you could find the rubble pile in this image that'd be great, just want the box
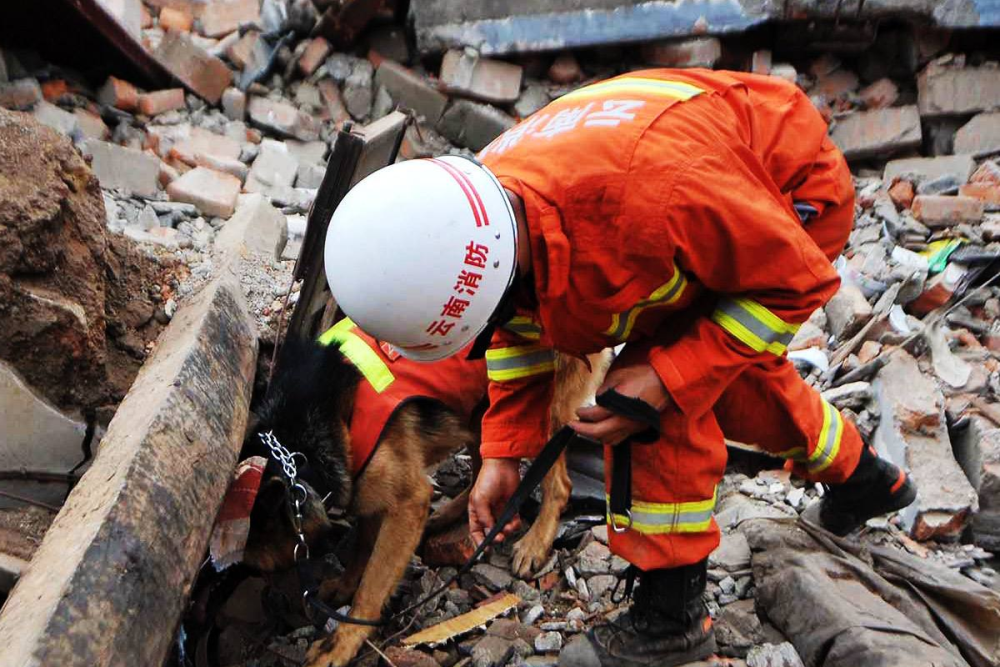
[2,2,1000,666]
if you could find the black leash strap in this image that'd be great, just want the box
[595,389,661,533]
[301,426,585,628]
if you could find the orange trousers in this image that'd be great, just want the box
[605,179,861,571]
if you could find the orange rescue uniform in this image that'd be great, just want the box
[478,69,862,570]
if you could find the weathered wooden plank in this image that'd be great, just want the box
[0,268,257,666]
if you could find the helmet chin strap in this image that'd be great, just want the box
[466,273,521,360]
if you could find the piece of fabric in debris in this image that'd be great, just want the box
[209,456,267,571]
[744,517,1000,667]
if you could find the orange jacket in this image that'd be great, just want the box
[477,69,853,459]
[319,319,489,476]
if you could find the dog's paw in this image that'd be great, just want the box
[511,529,551,579]
[304,636,339,667]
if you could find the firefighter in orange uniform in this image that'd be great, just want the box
[324,69,916,667]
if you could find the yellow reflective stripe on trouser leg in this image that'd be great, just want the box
[606,487,717,535]
[502,316,542,341]
[485,344,555,382]
[605,265,688,341]
[808,399,843,473]
[316,318,395,393]
[711,298,801,356]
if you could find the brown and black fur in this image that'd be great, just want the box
[241,335,609,667]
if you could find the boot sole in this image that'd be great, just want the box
[586,630,717,667]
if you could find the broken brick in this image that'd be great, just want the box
[166,166,241,218]
[911,195,984,227]
[137,88,186,116]
[641,37,721,68]
[73,108,109,140]
[86,139,161,197]
[884,154,976,186]
[41,79,69,103]
[972,161,1000,186]
[440,49,523,105]
[199,0,259,38]
[155,31,232,104]
[824,283,873,340]
[171,126,242,166]
[888,178,915,210]
[159,5,193,32]
[829,106,921,162]
[859,78,899,109]
[225,30,261,70]
[98,76,139,111]
[438,99,515,151]
[959,183,1000,208]
[317,79,351,126]
[297,37,332,77]
[909,263,968,317]
[918,63,1000,117]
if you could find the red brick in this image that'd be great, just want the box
[41,80,69,102]
[317,79,351,126]
[138,88,186,116]
[911,195,984,226]
[159,5,193,31]
[959,183,1000,207]
[97,76,139,111]
[166,166,241,218]
[247,96,320,141]
[547,53,582,84]
[297,37,332,77]
[199,0,259,38]
[859,78,899,109]
[888,178,915,210]
[155,31,232,104]
[641,37,721,68]
[972,161,1000,186]
[170,126,242,166]
[225,30,260,69]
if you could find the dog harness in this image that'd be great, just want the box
[317,318,489,477]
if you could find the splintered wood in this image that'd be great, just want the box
[402,593,521,646]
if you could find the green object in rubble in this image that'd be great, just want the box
[920,239,964,274]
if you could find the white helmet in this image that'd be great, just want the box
[324,156,518,361]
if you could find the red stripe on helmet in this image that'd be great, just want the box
[427,158,490,227]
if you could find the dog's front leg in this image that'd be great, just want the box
[512,452,570,578]
[305,489,430,667]
[319,515,380,607]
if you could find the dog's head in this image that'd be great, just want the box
[241,336,360,572]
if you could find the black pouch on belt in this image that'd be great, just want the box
[596,389,661,533]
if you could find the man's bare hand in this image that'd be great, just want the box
[570,363,669,445]
[469,458,523,545]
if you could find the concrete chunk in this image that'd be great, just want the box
[952,416,1000,551]
[953,111,1000,156]
[247,96,320,141]
[438,99,515,151]
[872,351,978,540]
[830,106,921,161]
[246,139,298,196]
[86,140,160,197]
[166,166,241,218]
[375,60,448,123]
[884,154,976,186]
[171,126,242,165]
[219,193,288,260]
[918,64,1000,117]
[0,361,87,509]
[440,49,523,104]
[824,283,872,340]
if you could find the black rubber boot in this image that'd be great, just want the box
[559,560,716,667]
[819,445,917,536]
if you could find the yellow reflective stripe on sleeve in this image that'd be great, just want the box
[808,399,843,473]
[605,266,688,341]
[316,318,395,393]
[710,297,801,356]
[606,487,717,535]
[502,316,542,341]
[559,78,704,103]
[486,344,556,382]
[773,446,808,462]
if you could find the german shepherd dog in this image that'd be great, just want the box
[240,334,609,667]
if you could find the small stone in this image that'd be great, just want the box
[746,642,805,667]
[514,83,550,118]
[166,167,241,218]
[534,631,562,653]
[298,37,332,77]
[472,563,513,592]
[566,608,586,623]
[719,575,736,595]
[97,76,138,111]
[221,87,246,121]
[786,486,805,510]
[587,574,616,600]
[575,541,611,576]
[247,96,320,141]
[889,179,915,210]
[522,604,544,626]
[383,647,440,667]
[471,635,515,667]
[591,524,609,545]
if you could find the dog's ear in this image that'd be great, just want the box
[252,476,288,519]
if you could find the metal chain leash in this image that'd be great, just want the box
[258,430,311,561]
